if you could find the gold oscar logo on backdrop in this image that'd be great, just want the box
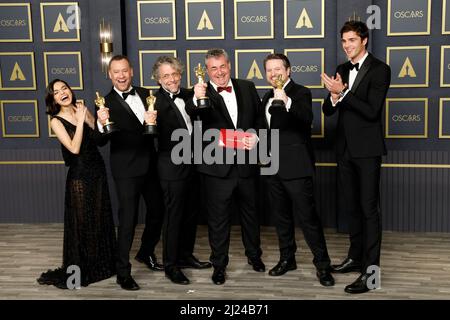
[53,13,69,32]
[197,10,214,30]
[398,57,417,78]
[9,62,26,81]
[295,8,313,29]
[246,60,263,80]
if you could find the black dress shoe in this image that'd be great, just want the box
[212,267,226,285]
[165,266,190,285]
[247,257,265,272]
[268,260,297,276]
[316,269,335,287]
[135,253,164,271]
[178,255,212,269]
[344,274,371,294]
[331,257,362,273]
[116,275,140,291]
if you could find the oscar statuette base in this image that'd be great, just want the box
[196,97,210,109]
[103,122,118,135]
[143,124,157,135]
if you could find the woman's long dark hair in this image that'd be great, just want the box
[45,79,76,116]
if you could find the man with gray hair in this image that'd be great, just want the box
[152,56,211,285]
[185,48,265,285]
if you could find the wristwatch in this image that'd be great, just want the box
[338,88,347,98]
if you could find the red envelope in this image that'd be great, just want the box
[219,129,253,149]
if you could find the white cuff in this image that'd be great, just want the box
[330,95,344,107]
[97,120,104,133]
[285,97,292,111]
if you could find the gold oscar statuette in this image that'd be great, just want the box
[194,63,210,109]
[143,89,157,135]
[95,91,118,134]
[271,74,287,108]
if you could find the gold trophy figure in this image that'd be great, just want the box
[271,74,287,108]
[95,91,118,134]
[194,63,210,109]
[144,89,157,135]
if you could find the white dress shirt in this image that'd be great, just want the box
[115,86,146,124]
[167,89,193,135]
[210,80,238,129]
[97,86,146,132]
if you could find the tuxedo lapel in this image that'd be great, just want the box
[110,89,143,127]
[112,89,142,126]
[159,87,188,130]
[261,90,273,107]
[136,88,149,107]
[350,54,373,94]
[341,62,351,87]
[283,80,295,96]
[231,79,243,128]
[261,90,273,129]
[180,87,195,124]
[207,82,235,128]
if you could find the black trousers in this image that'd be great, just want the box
[160,173,199,268]
[266,174,331,270]
[114,171,164,277]
[202,168,262,268]
[337,148,382,272]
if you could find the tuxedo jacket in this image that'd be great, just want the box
[96,86,157,179]
[261,80,315,179]
[154,87,195,181]
[322,53,391,158]
[185,78,264,178]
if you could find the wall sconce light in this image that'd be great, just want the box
[99,19,113,77]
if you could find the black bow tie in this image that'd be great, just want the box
[122,88,136,100]
[171,92,182,101]
[349,63,359,71]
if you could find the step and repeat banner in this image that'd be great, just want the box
[0,0,449,230]
[129,0,450,144]
[1,0,449,144]
[0,1,84,142]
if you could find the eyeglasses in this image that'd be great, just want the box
[160,72,181,81]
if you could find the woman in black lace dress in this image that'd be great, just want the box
[37,79,117,289]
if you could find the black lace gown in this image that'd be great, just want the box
[38,116,117,289]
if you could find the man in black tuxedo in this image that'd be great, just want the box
[261,53,334,287]
[96,55,165,290]
[185,48,265,285]
[322,21,391,294]
[151,56,211,285]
